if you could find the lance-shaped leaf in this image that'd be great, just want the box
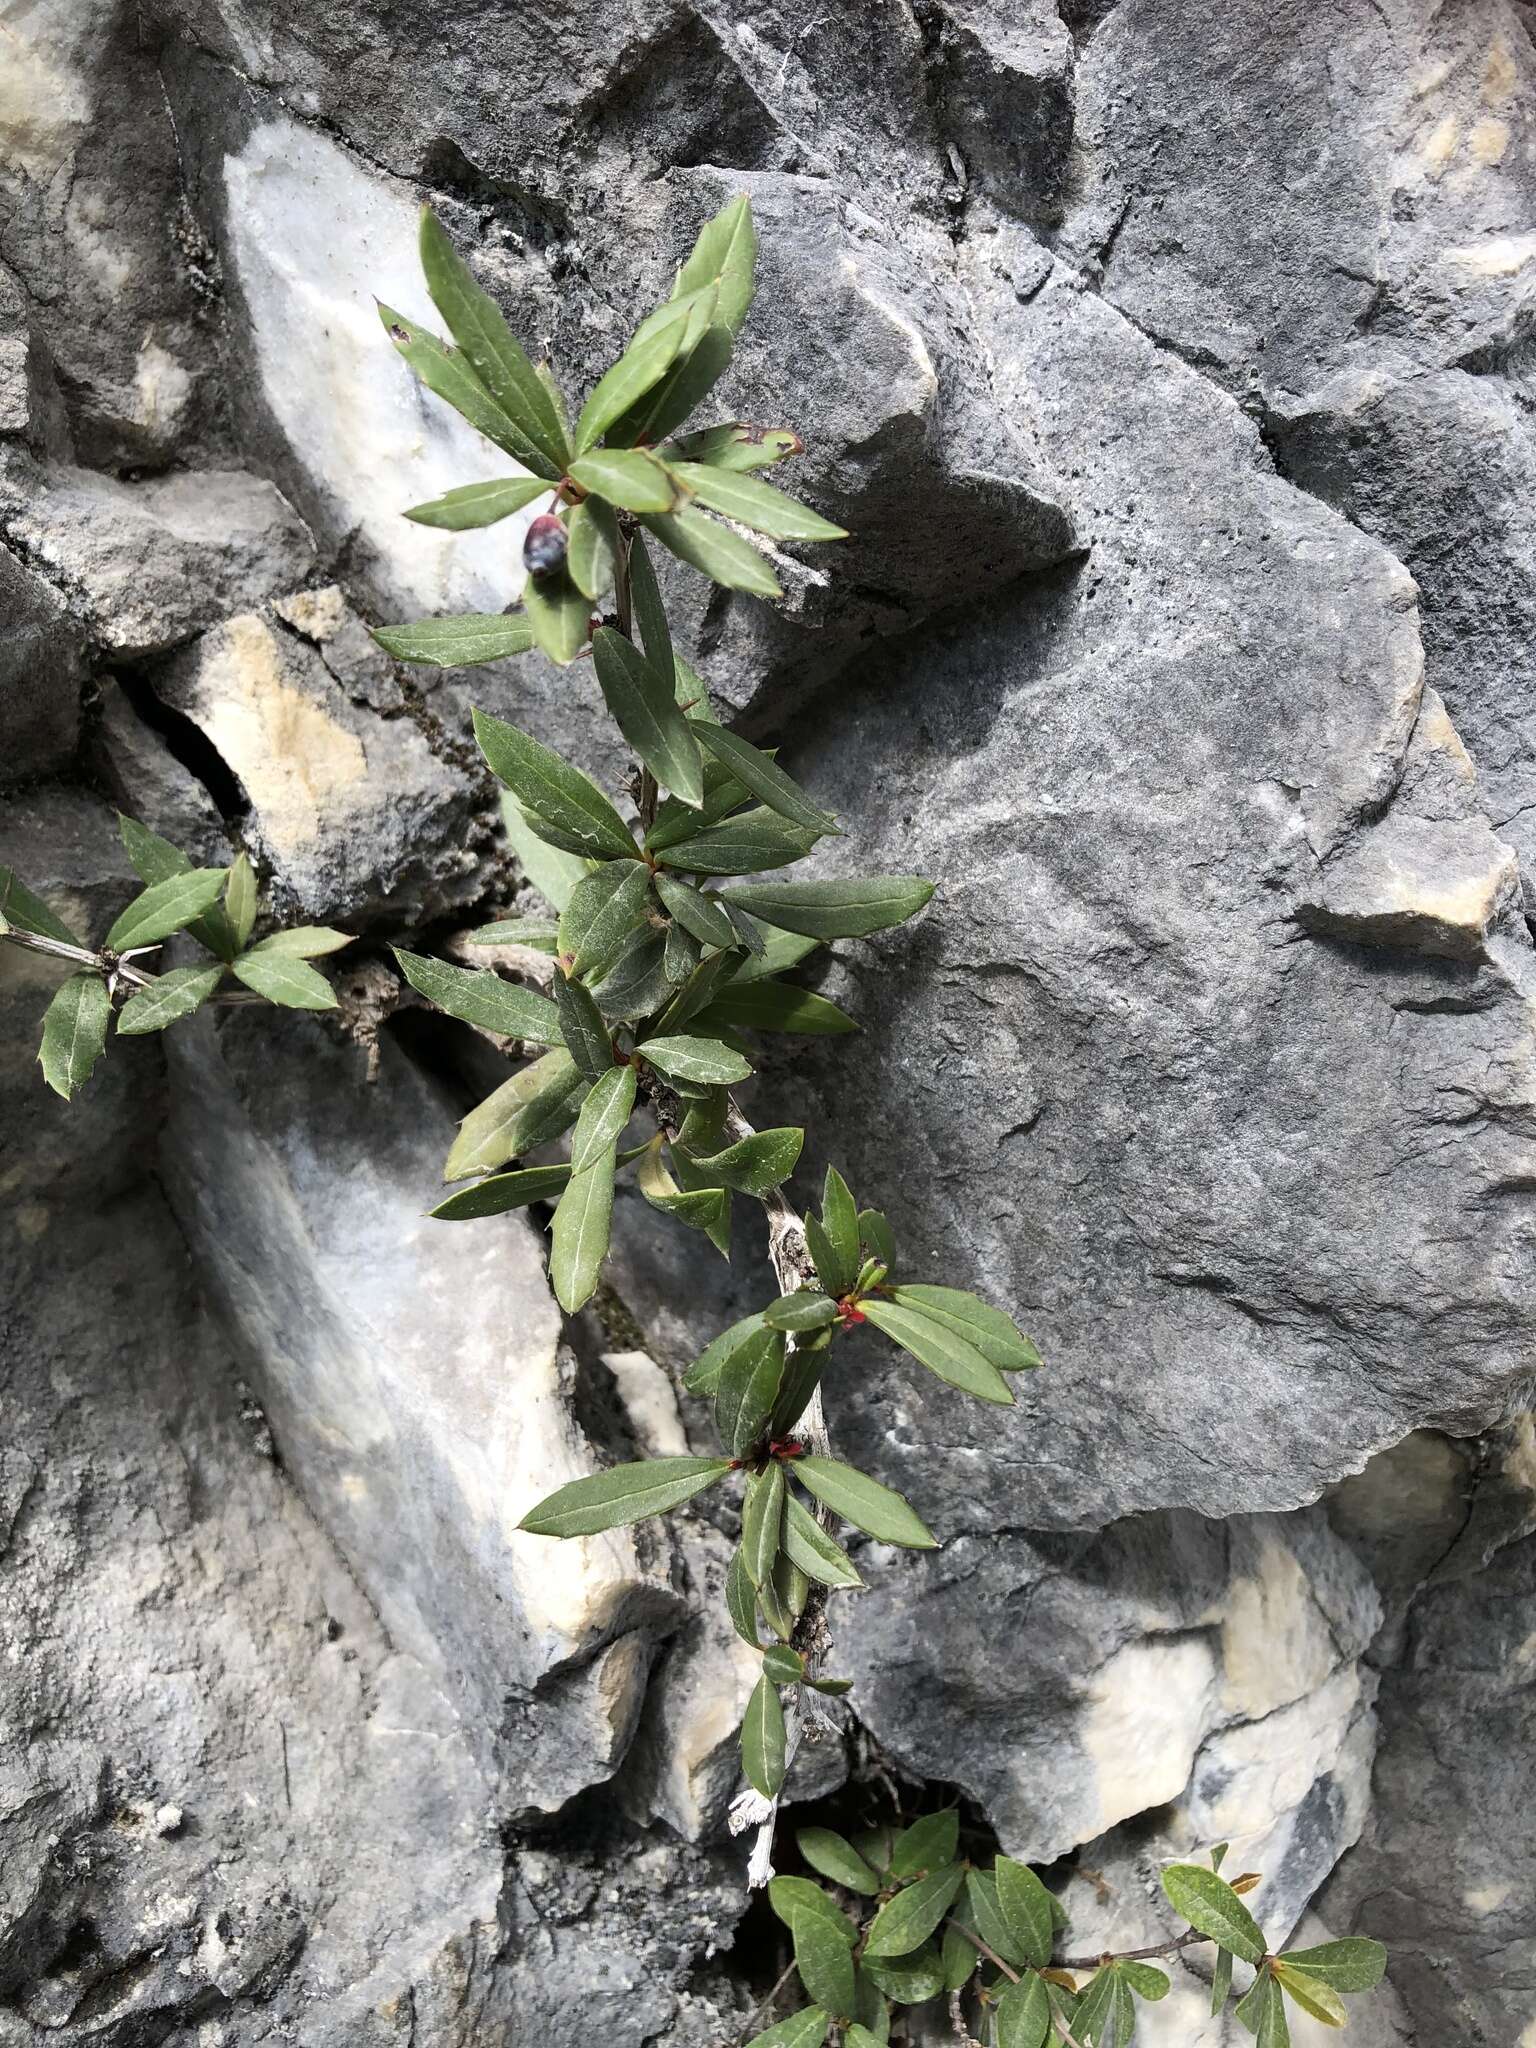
[373,614,537,666]
[224,854,257,952]
[466,916,559,950]
[1159,1865,1266,1966]
[789,1902,856,2021]
[672,194,757,336]
[38,972,110,1098]
[627,532,674,681]
[684,1310,769,1395]
[574,317,690,453]
[849,1990,888,2047]
[1277,1939,1386,1994]
[694,979,856,1037]
[1211,1945,1234,2015]
[1,864,81,944]
[726,1545,761,1647]
[592,925,672,1022]
[641,505,782,598]
[473,710,637,861]
[444,1049,583,1180]
[995,1858,1054,1969]
[646,756,754,850]
[995,1972,1051,2048]
[431,1160,575,1219]
[741,1458,785,1583]
[523,567,592,667]
[614,325,733,448]
[664,422,803,472]
[794,1457,936,1548]
[379,302,559,476]
[769,1878,859,1947]
[1253,1971,1291,2048]
[746,2011,830,2048]
[502,797,592,912]
[1271,1964,1345,2027]
[591,627,704,807]
[742,1670,787,1800]
[1071,1969,1122,2048]
[797,1830,880,1897]
[863,1299,1014,1407]
[566,496,620,600]
[639,1033,752,1085]
[569,448,679,514]
[1118,1962,1169,2002]
[782,1493,862,1589]
[404,476,551,530]
[655,874,736,950]
[890,1810,960,1880]
[718,1327,786,1461]
[888,1285,1041,1373]
[119,815,190,889]
[106,868,226,952]
[684,1126,803,1195]
[520,1453,733,1536]
[864,1865,966,1960]
[722,876,936,940]
[665,917,701,984]
[395,948,561,1044]
[554,969,615,1080]
[861,1945,944,2005]
[653,808,819,876]
[964,1870,1027,1966]
[859,1209,897,1265]
[549,1142,617,1310]
[692,722,840,836]
[673,461,847,542]
[764,1291,838,1333]
[231,950,337,1010]
[419,207,569,470]
[559,862,655,983]
[250,926,352,958]
[569,1063,637,1172]
[116,963,224,1035]
[762,1642,803,1684]
[728,923,819,981]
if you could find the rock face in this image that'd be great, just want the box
[3,0,1536,2041]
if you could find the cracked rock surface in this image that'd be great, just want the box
[2,1,1535,2041]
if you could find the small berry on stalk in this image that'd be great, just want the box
[523,513,567,578]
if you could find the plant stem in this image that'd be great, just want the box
[0,927,265,1003]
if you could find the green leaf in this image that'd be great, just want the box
[394,949,561,1044]
[994,1858,1054,1969]
[465,917,559,950]
[473,710,637,861]
[553,968,614,1081]
[523,569,592,667]
[889,1810,960,1881]
[691,723,840,836]
[664,421,803,472]
[887,1286,1041,1373]
[766,1344,824,1439]
[559,863,655,983]
[591,926,672,1021]
[372,614,537,666]
[519,1454,732,1536]
[250,926,352,958]
[996,1972,1051,2048]
[673,461,847,542]
[574,318,690,453]
[726,1545,761,1648]
[614,325,733,447]
[566,496,620,600]
[861,1944,944,2004]
[684,1126,803,1195]
[379,301,559,476]
[224,853,257,952]
[742,1671,787,1800]
[789,1905,856,2022]
[782,1493,862,1588]
[761,1647,804,1692]
[728,923,819,982]
[1234,1967,1269,2036]
[118,815,189,889]
[1272,1964,1345,2027]
[796,1830,880,1897]
[231,950,337,1010]
[37,972,110,1098]
[1118,1960,1170,2001]
[672,195,757,336]
[745,2011,829,2048]
[0,866,79,945]
[858,1209,896,1265]
[569,1064,637,1172]
[653,807,818,876]
[501,795,593,913]
[816,1166,860,1295]
[1160,1864,1266,1967]
[683,1310,768,1395]
[664,917,698,987]
[863,1299,1014,1407]
[116,963,223,1035]
[1278,1939,1386,1994]
[864,1864,965,1960]
[403,476,551,530]
[654,875,736,950]
[1211,1944,1233,2015]
[768,1878,860,1948]
[763,1291,838,1333]
[964,1871,1027,1967]
[641,505,782,598]
[850,1977,890,2045]
[106,869,226,952]
[646,758,754,851]
[639,1033,752,1085]
[444,1049,582,1180]
[1072,1969,1120,2048]
[430,1161,574,1219]
[549,1143,616,1310]
[741,1458,785,1583]
[627,532,674,682]
[569,449,679,514]
[795,1458,935,1548]
[719,1328,787,1463]
[591,627,704,806]
[419,207,569,471]
[1256,1972,1291,2048]
[722,876,936,941]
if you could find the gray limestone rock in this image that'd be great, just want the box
[0,547,85,788]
